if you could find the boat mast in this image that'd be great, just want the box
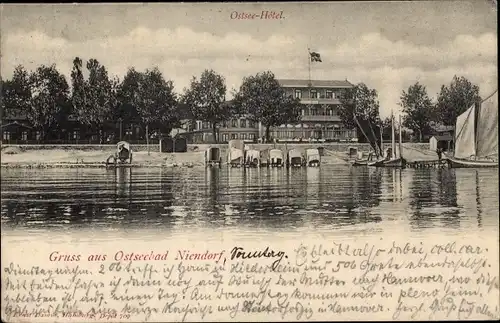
[474,98,480,157]
[391,110,396,159]
[353,113,376,157]
[380,122,384,157]
[399,114,403,159]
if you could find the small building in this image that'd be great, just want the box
[429,134,453,152]
[425,123,454,142]
[1,121,33,143]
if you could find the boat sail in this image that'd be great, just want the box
[448,89,498,168]
[370,111,406,168]
[351,116,385,166]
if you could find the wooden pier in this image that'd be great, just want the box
[407,159,449,169]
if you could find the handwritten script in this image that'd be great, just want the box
[2,241,499,321]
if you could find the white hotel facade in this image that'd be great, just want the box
[185,79,358,143]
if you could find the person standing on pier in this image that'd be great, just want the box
[436,147,443,161]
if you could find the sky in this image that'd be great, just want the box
[1,1,497,118]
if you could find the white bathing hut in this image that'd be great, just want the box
[204,146,221,167]
[260,149,270,167]
[245,149,261,167]
[306,148,321,167]
[227,140,245,167]
[288,149,304,167]
[269,149,284,167]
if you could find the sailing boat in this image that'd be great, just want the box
[370,112,406,168]
[447,89,498,168]
[350,115,385,166]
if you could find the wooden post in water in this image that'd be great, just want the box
[380,123,384,158]
[391,111,396,159]
[146,124,150,155]
[399,114,403,159]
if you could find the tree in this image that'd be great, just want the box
[72,58,118,142]
[338,83,382,155]
[135,67,178,154]
[29,64,70,139]
[233,71,302,142]
[2,65,32,120]
[175,101,195,131]
[116,67,142,126]
[380,116,392,140]
[399,82,434,142]
[182,69,228,143]
[71,57,85,117]
[436,75,481,126]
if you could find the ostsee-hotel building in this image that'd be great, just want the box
[187,78,358,143]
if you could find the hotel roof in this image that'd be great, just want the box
[277,79,355,88]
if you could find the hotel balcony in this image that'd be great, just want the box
[300,115,341,122]
[300,98,342,105]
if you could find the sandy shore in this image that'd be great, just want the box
[0,147,353,168]
[0,148,206,168]
[1,145,443,169]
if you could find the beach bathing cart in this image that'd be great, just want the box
[227,147,244,167]
[227,140,245,167]
[287,149,304,167]
[269,149,284,167]
[348,146,358,160]
[260,149,270,167]
[306,148,321,167]
[244,149,261,167]
[205,146,222,167]
[106,141,133,166]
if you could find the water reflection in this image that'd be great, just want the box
[1,166,498,234]
[114,167,132,197]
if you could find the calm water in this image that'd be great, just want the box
[1,166,498,240]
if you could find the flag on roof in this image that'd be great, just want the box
[309,51,322,62]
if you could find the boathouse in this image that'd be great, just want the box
[429,134,453,152]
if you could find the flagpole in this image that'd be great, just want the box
[307,48,311,87]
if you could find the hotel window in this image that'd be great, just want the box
[326,108,334,116]
[3,131,10,140]
[295,89,302,99]
[248,120,255,128]
[22,131,28,141]
[231,133,238,139]
[222,133,229,142]
[311,108,319,115]
[222,120,228,128]
[241,133,247,140]
[326,90,333,99]
[202,121,208,129]
[231,119,238,128]
[240,119,247,128]
[310,90,318,99]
